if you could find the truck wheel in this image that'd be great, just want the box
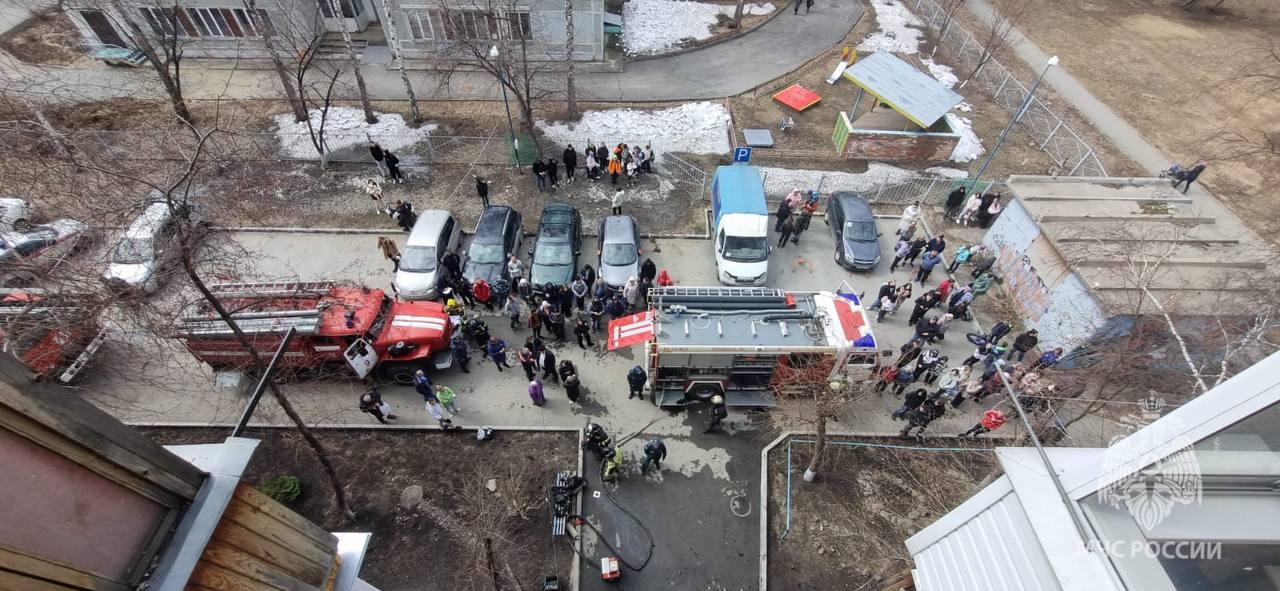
[378,361,422,385]
[685,381,723,402]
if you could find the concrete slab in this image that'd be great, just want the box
[83,222,994,438]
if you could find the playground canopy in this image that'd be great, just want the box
[842,52,963,129]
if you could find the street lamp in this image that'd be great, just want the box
[489,45,522,173]
[969,55,1058,192]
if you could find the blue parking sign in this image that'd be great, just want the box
[733,147,752,163]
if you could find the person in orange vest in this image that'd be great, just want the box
[607,152,623,187]
[960,408,1007,438]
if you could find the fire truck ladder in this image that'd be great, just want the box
[651,286,785,299]
[208,281,337,299]
[177,308,325,337]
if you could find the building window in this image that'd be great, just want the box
[140,7,270,38]
[401,7,531,42]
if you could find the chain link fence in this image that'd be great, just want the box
[759,168,1004,205]
[910,0,1109,177]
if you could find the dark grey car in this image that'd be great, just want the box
[597,215,641,289]
[529,203,582,292]
[463,206,523,285]
[826,192,882,271]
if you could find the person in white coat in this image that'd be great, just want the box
[897,201,922,235]
[957,193,982,225]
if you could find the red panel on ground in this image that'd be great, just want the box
[772,84,823,112]
[607,311,655,351]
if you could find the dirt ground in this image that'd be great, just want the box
[1,10,83,66]
[1013,0,1280,239]
[139,427,577,591]
[767,436,997,589]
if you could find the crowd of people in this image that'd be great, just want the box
[533,142,657,191]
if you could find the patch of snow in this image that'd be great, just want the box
[274,107,437,159]
[857,0,925,55]
[925,166,969,179]
[537,102,732,155]
[579,178,674,204]
[623,0,774,55]
[956,101,972,113]
[757,163,919,198]
[946,114,985,163]
[921,58,958,89]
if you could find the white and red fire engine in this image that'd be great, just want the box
[608,285,889,407]
[173,281,454,382]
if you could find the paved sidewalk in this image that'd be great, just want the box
[964,0,1170,174]
[5,0,861,103]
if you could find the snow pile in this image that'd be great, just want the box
[274,107,437,159]
[757,163,917,198]
[537,102,732,155]
[623,0,775,55]
[946,114,984,163]
[579,178,675,204]
[925,166,970,179]
[857,0,925,54]
[921,58,958,89]
[917,58,984,162]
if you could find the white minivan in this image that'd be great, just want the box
[103,198,187,294]
[394,210,462,300]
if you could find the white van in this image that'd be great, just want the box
[711,166,770,285]
[394,210,462,300]
[103,199,186,294]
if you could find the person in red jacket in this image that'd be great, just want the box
[473,278,493,311]
[960,408,1007,438]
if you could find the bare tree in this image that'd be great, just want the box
[930,0,967,58]
[322,0,377,124]
[440,0,559,142]
[767,356,877,482]
[110,0,196,125]
[959,0,1030,88]
[377,0,425,126]
[246,0,308,122]
[564,0,577,117]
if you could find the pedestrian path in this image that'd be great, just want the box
[5,0,862,103]
[964,0,1169,173]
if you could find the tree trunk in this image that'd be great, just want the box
[379,0,424,126]
[114,3,195,125]
[325,0,377,123]
[22,97,75,163]
[175,218,354,522]
[733,0,745,28]
[803,415,826,482]
[564,0,577,118]
[249,2,308,122]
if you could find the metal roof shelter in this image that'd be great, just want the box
[842,51,964,129]
[908,350,1280,590]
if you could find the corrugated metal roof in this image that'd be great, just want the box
[909,477,1062,591]
[843,51,964,128]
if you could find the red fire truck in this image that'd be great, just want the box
[0,288,108,383]
[173,281,454,382]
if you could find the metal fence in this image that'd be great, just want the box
[759,169,1005,205]
[909,0,1108,177]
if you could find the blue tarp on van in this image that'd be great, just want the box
[711,166,767,225]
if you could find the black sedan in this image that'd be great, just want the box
[463,206,523,285]
[529,203,582,293]
[825,192,882,271]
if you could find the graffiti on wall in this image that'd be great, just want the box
[991,232,1052,322]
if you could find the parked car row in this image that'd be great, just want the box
[392,204,643,300]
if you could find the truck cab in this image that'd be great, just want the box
[711,166,770,286]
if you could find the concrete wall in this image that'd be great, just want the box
[391,0,604,61]
[981,198,1107,349]
[65,1,323,59]
[843,115,960,162]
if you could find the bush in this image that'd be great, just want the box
[258,475,302,505]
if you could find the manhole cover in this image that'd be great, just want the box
[730,495,752,517]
